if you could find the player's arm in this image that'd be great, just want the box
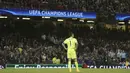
[75,43,78,50]
[76,42,78,49]
[62,39,68,50]
[62,43,67,50]
[75,39,78,50]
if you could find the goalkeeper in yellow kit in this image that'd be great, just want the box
[62,32,80,72]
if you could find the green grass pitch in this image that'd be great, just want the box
[0,68,130,73]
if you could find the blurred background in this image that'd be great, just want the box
[0,0,129,67]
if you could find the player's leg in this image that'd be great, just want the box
[74,58,80,72]
[67,52,72,72]
[68,58,72,72]
[72,52,80,72]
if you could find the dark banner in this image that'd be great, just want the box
[83,65,130,69]
[6,64,82,69]
[6,64,130,69]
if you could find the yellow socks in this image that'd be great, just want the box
[68,61,80,72]
[68,61,71,72]
[75,62,80,72]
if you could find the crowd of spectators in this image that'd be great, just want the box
[0,0,130,13]
[0,23,129,66]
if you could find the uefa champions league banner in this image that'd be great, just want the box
[116,13,130,20]
[0,8,96,19]
[6,64,130,69]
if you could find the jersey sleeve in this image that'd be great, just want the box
[74,38,78,44]
[63,39,68,44]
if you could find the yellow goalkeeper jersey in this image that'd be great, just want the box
[63,37,78,52]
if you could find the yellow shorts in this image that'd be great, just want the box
[67,51,77,59]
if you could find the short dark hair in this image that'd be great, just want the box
[69,32,74,37]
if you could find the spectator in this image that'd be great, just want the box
[121,50,127,62]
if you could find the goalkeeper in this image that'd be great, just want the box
[62,32,80,72]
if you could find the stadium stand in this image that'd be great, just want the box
[0,22,129,65]
[0,0,130,13]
